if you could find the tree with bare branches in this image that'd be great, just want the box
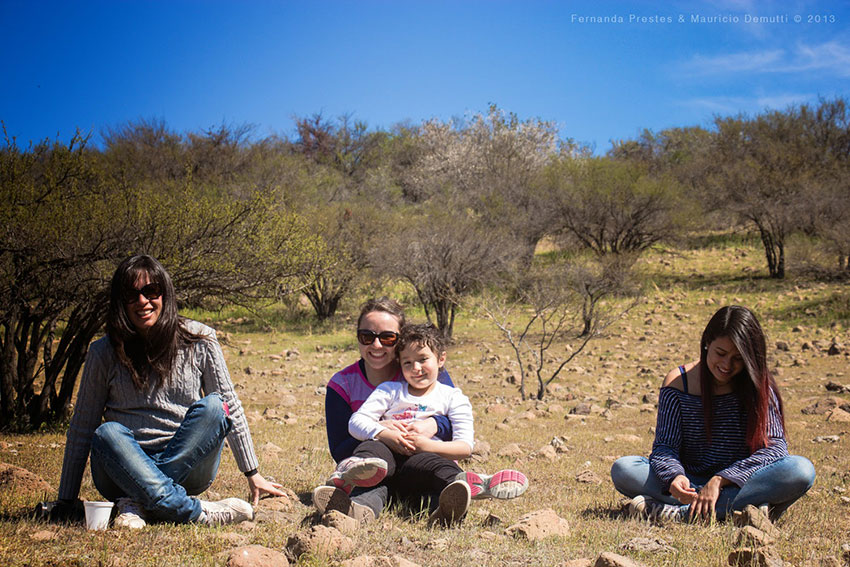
[479,261,636,400]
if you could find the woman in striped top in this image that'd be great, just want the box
[611,305,815,522]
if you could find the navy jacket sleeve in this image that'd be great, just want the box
[433,367,455,441]
[326,387,360,464]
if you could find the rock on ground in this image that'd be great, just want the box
[339,555,421,567]
[286,525,353,559]
[827,408,850,422]
[227,545,289,567]
[497,443,523,457]
[736,526,775,547]
[620,537,675,553]
[575,470,603,485]
[0,463,53,511]
[727,547,785,567]
[504,509,570,540]
[321,509,358,534]
[594,552,648,567]
[733,505,779,538]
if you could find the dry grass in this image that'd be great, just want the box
[1,243,848,566]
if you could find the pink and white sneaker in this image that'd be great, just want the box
[326,456,388,494]
[456,469,528,500]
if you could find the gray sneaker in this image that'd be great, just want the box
[113,498,146,529]
[628,495,685,522]
[312,485,376,523]
[198,498,254,525]
[428,480,471,527]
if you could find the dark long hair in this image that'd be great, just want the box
[699,305,785,451]
[106,255,202,390]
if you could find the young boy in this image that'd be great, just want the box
[331,324,474,526]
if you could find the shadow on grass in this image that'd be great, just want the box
[579,503,626,522]
[767,290,850,328]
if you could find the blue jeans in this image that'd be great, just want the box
[90,393,231,523]
[610,455,815,521]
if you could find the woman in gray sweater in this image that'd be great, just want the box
[55,255,283,527]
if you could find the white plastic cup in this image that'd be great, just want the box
[83,501,114,531]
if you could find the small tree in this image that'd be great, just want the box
[546,157,685,258]
[377,210,521,339]
[0,127,311,429]
[407,105,563,263]
[480,261,635,400]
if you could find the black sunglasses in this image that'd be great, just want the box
[356,329,400,347]
[123,283,163,304]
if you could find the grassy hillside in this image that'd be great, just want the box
[1,242,848,566]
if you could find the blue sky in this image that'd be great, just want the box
[2,0,849,153]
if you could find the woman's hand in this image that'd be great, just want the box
[379,420,409,433]
[689,476,725,521]
[669,475,698,505]
[246,473,286,506]
[377,428,415,455]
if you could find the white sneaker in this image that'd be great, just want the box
[198,498,254,525]
[113,498,146,529]
[628,495,685,522]
[456,469,529,500]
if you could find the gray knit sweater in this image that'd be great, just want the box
[58,320,258,501]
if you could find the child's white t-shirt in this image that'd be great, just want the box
[348,381,474,451]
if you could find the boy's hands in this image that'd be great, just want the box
[376,428,415,455]
[403,418,439,438]
[405,433,437,453]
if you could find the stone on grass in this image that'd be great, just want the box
[505,509,570,540]
[29,529,59,541]
[826,408,850,423]
[537,445,558,461]
[340,556,421,567]
[620,537,675,552]
[285,525,353,559]
[253,491,302,524]
[570,403,592,415]
[486,403,511,415]
[812,435,840,443]
[472,440,491,460]
[227,545,289,567]
[801,397,841,415]
[732,505,779,538]
[322,509,358,534]
[575,470,603,485]
[497,443,523,457]
[0,463,53,511]
[594,552,647,567]
[727,547,784,567]
[736,526,775,547]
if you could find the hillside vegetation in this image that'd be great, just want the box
[1,241,848,566]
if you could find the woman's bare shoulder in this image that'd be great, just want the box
[661,361,699,391]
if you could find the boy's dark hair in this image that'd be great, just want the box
[395,323,447,359]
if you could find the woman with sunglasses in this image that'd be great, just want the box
[54,255,284,527]
[313,297,527,522]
